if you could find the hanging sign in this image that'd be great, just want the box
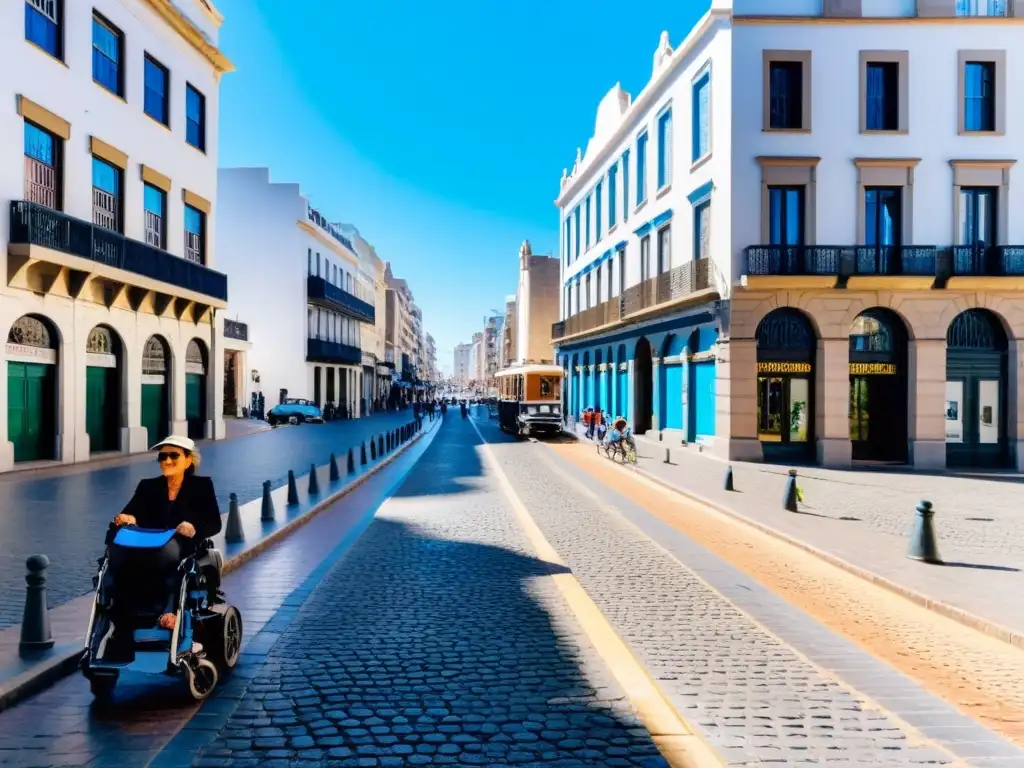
[757,361,811,374]
[849,363,896,375]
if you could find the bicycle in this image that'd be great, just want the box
[599,439,637,465]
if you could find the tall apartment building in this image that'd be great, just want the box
[454,342,472,382]
[511,241,560,366]
[2,0,232,470]
[555,0,1024,470]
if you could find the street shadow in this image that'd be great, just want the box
[389,416,487,498]
[940,561,1020,573]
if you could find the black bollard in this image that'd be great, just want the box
[261,480,275,521]
[782,469,799,512]
[329,453,340,482]
[664,448,670,464]
[907,501,942,564]
[308,464,320,495]
[378,435,384,456]
[225,493,245,542]
[287,470,299,506]
[370,439,377,460]
[19,555,54,652]
[361,442,367,465]
[724,466,735,492]
[347,447,356,475]
[387,433,392,452]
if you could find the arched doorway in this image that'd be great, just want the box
[849,310,908,463]
[141,335,170,447]
[755,308,815,461]
[85,325,122,453]
[7,315,58,462]
[186,339,208,439]
[223,350,237,416]
[633,336,653,434]
[946,309,1008,468]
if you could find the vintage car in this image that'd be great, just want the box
[267,398,323,426]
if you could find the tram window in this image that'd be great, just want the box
[539,376,558,398]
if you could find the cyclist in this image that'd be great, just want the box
[609,417,636,454]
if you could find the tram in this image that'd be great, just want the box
[494,364,564,438]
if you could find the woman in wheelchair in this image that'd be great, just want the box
[108,435,221,631]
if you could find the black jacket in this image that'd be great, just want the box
[111,474,222,544]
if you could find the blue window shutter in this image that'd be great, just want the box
[596,181,603,236]
[585,196,591,249]
[622,151,630,217]
[636,134,647,205]
[657,110,672,188]
[609,166,617,227]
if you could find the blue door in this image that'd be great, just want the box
[694,362,716,439]
[663,364,683,430]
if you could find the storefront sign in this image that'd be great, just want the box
[849,363,896,375]
[757,361,811,374]
[86,352,117,369]
[5,343,56,365]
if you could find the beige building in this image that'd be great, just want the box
[501,298,517,369]
[512,241,560,366]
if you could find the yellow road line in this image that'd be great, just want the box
[469,418,724,768]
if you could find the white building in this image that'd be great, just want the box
[342,224,390,412]
[453,342,471,382]
[1,0,232,471]
[216,167,375,419]
[556,0,1024,470]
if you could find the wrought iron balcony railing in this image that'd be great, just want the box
[745,245,842,276]
[307,275,375,323]
[745,245,939,278]
[224,318,248,341]
[306,338,361,365]
[553,258,711,341]
[950,245,1024,277]
[9,200,228,302]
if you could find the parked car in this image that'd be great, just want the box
[267,398,323,426]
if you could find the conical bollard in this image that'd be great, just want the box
[370,440,377,460]
[19,555,54,652]
[378,435,384,456]
[724,466,735,492]
[261,480,275,522]
[907,501,942,563]
[783,469,799,512]
[329,453,340,482]
[347,447,356,475]
[287,470,299,506]
[308,464,320,495]
[361,442,367,465]
[387,433,392,452]
[225,492,245,542]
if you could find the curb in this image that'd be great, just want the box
[561,428,1024,651]
[0,416,440,713]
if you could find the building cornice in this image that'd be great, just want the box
[733,14,1024,25]
[141,0,234,75]
[554,8,730,208]
[297,220,359,267]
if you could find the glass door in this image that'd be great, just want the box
[757,377,784,441]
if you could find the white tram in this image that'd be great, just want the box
[494,364,564,438]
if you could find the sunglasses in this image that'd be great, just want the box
[158,452,184,463]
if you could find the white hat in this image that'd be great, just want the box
[150,435,196,452]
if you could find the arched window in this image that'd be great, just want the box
[850,314,892,354]
[143,336,168,374]
[8,316,53,348]
[947,309,1007,350]
[86,326,114,354]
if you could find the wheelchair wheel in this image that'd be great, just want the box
[209,606,243,671]
[186,657,219,700]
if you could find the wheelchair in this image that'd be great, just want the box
[81,527,243,701]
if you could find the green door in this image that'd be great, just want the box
[186,373,204,439]
[141,382,167,447]
[86,366,120,453]
[8,362,56,463]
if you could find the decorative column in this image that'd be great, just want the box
[907,338,947,470]
[122,334,147,453]
[680,355,691,441]
[170,334,188,437]
[1009,340,1024,471]
[651,358,662,432]
[208,310,226,440]
[711,338,762,462]
[587,364,597,409]
[815,338,852,468]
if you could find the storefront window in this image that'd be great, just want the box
[789,378,809,442]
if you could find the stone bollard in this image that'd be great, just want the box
[308,464,320,495]
[370,439,377,460]
[907,501,942,564]
[361,442,367,465]
[664,448,670,464]
[225,493,245,542]
[287,470,299,506]
[19,555,54,652]
[261,480,275,522]
[329,453,340,482]
[378,435,384,456]
[347,447,356,475]
[724,466,735,492]
[783,469,799,512]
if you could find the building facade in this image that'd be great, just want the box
[555,0,1024,470]
[1,0,233,471]
[424,332,438,382]
[216,167,374,418]
[501,298,517,369]
[343,225,389,413]
[454,342,472,382]
[513,241,560,365]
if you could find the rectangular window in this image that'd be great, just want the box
[622,151,630,220]
[184,204,205,264]
[565,285,571,317]
[769,61,804,130]
[656,225,671,274]
[575,280,581,314]
[144,55,169,126]
[584,273,591,310]
[865,62,899,131]
[186,84,206,151]
[957,0,1007,15]
[92,156,121,232]
[864,187,902,247]
[964,61,995,132]
[308,248,312,275]
[692,71,711,161]
[694,200,711,261]
[657,110,672,189]
[768,187,805,246]
[92,12,123,97]
[959,187,997,246]
[143,183,165,249]
[564,216,572,264]
[585,195,591,250]
[596,180,603,237]
[608,165,618,228]
[606,257,614,300]
[640,235,651,283]
[316,252,321,277]
[595,268,602,306]
[574,206,581,260]
[26,0,61,59]
[24,121,60,209]
[636,133,648,205]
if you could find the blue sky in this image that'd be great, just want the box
[215,0,707,373]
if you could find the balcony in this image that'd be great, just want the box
[947,245,1024,289]
[306,338,361,365]
[224,318,248,342]
[552,258,712,342]
[8,201,228,316]
[307,275,375,323]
